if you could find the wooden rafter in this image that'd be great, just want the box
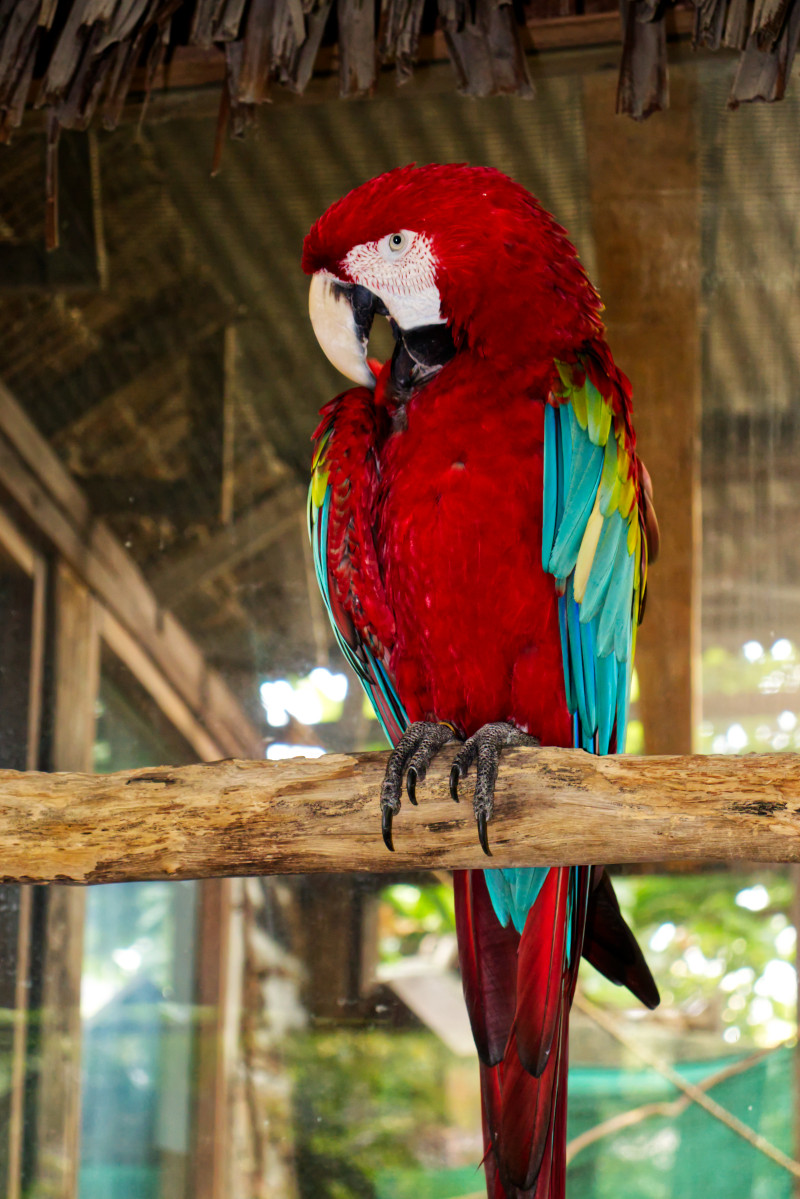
[149,483,306,608]
[2,746,800,885]
[0,381,261,758]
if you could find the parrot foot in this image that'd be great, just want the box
[449,723,540,856]
[380,721,458,852]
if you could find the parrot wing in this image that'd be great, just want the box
[542,344,653,755]
[540,345,660,1009]
[308,389,409,746]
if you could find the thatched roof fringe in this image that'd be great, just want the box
[1,0,800,170]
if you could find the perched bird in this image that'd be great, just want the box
[303,164,660,1199]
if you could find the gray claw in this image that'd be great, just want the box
[477,811,491,856]
[382,806,395,852]
[379,722,458,849]
[452,722,540,854]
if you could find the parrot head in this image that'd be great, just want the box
[303,163,603,387]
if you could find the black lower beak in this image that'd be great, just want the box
[390,323,457,401]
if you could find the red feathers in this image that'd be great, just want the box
[303,164,604,367]
[314,390,396,653]
[455,867,584,1197]
[454,870,520,1067]
[514,869,570,1077]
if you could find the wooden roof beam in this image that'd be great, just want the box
[0,382,260,758]
[149,483,306,608]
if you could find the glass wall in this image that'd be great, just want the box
[81,656,198,1199]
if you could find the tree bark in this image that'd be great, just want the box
[2,747,800,884]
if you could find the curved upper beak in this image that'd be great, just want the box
[308,272,384,389]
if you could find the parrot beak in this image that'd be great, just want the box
[308,272,386,389]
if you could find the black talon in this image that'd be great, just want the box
[477,811,491,857]
[449,765,461,803]
[382,807,395,853]
[407,767,418,805]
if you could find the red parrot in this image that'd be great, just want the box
[302,164,660,1199]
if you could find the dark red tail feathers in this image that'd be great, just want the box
[454,868,657,1199]
[454,868,578,1198]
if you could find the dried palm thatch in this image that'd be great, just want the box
[0,0,799,242]
[2,0,800,138]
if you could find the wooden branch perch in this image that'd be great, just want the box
[4,747,800,885]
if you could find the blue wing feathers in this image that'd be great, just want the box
[542,403,559,571]
[557,595,573,711]
[484,869,514,928]
[616,654,631,753]
[596,535,635,658]
[486,866,549,935]
[566,584,591,735]
[542,360,640,764]
[548,412,603,578]
[578,603,598,735]
[596,650,618,755]
[580,514,625,623]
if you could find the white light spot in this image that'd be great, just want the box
[755,959,796,1005]
[266,744,326,760]
[260,679,293,727]
[649,922,677,954]
[748,997,774,1025]
[723,1026,741,1044]
[287,685,323,726]
[775,926,796,956]
[735,884,769,912]
[81,978,115,1017]
[309,667,349,702]
[764,1018,795,1045]
[726,723,748,751]
[771,639,793,661]
[743,640,764,662]
[778,710,797,732]
[712,735,729,754]
[684,946,709,975]
[112,947,142,973]
[772,732,790,750]
[390,885,422,907]
[719,963,758,992]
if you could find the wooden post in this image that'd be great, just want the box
[583,67,701,756]
[190,878,233,1199]
[34,563,100,1199]
[0,533,47,1199]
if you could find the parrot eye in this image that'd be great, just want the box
[383,231,409,256]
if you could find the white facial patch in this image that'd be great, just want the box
[342,231,445,330]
